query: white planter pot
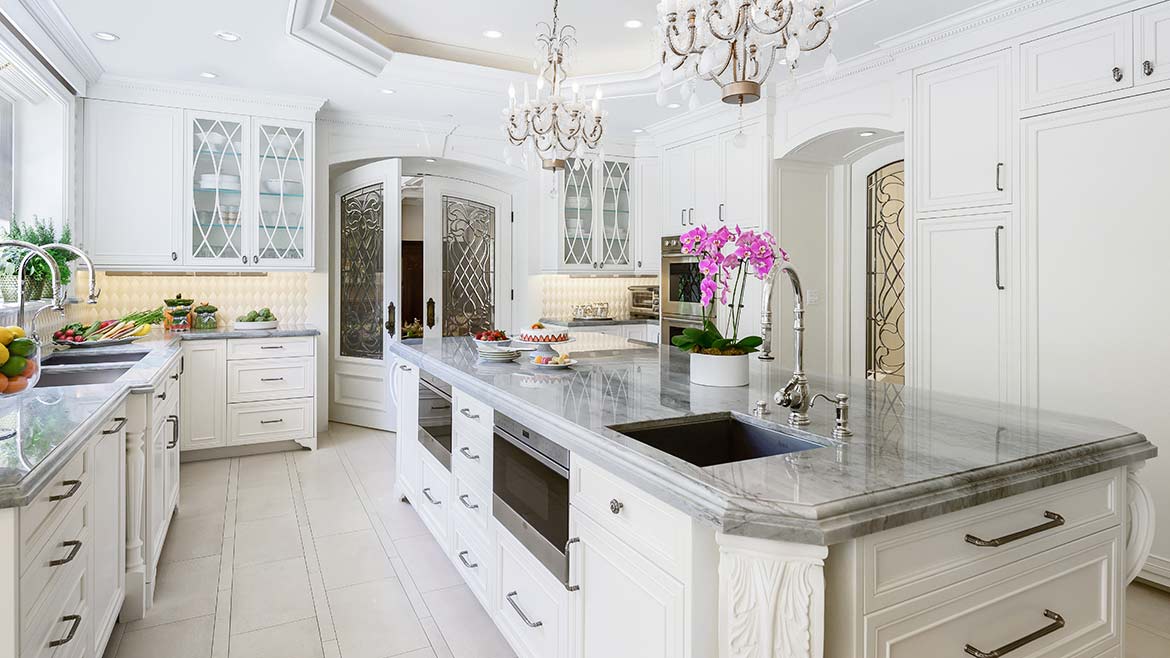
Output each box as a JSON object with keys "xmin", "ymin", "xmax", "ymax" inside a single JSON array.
[{"xmin": 689, "ymin": 352, "xmax": 749, "ymax": 387}]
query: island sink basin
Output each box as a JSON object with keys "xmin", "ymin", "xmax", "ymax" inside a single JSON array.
[
  {"xmin": 42, "ymin": 350, "xmax": 149, "ymax": 366},
  {"xmin": 36, "ymin": 367, "xmax": 131, "ymax": 388},
  {"xmin": 609, "ymin": 412, "xmax": 824, "ymax": 467}
]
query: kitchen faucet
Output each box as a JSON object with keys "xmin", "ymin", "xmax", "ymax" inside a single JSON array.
[{"xmin": 10, "ymin": 242, "xmax": 97, "ymax": 331}]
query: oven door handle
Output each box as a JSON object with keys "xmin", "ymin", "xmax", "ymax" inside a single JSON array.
[{"xmin": 495, "ymin": 428, "xmax": 569, "ymax": 479}]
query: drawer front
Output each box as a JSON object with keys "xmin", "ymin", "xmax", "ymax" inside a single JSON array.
[
  {"xmin": 23, "ymin": 556, "xmax": 90, "ymax": 658},
  {"xmin": 1021, "ymin": 15, "xmax": 1132, "ymax": 109},
  {"xmin": 452, "ymin": 474, "xmax": 491, "ymax": 534},
  {"xmin": 20, "ymin": 445, "xmax": 91, "ymax": 559},
  {"xmin": 228, "ymin": 357, "xmax": 314, "ymax": 403},
  {"xmin": 569, "ymin": 455, "xmax": 690, "ymax": 577},
  {"xmin": 21, "ymin": 490, "xmax": 92, "ymax": 628},
  {"xmin": 867, "ymin": 531, "xmax": 1120, "ymax": 658},
  {"xmin": 451, "ymin": 520, "xmax": 492, "ymax": 608},
  {"xmin": 863, "ymin": 469, "xmax": 1121, "ymax": 611},
  {"xmin": 417, "ymin": 450, "xmax": 450, "ymax": 543},
  {"xmin": 494, "ymin": 524, "xmax": 567, "ymax": 658},
  {"xmin": 452, "ymin": 424, "xmax": 491, "ymax": 489},
  {"xmin": 226, "ymin": 336, "xmax": 315, "ymax": 360},
  {"xmin": 228, "ymin": 398, "xmax": 314, "ymax": 445},
  {"xmin": 452, "ymin": 387, "xmax": 492, "ymax": 433}
]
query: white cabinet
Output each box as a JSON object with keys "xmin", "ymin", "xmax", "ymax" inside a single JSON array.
[
  {"xmin": 913, "ymin": 213, "xmax": 1013, "ymax": 402},
  {"xmin": 91, "ymin": 411, "xmax": 126, "ymax": 655},
  {"xmin": 718, "ymin": 122, "xmax": 767, "ymax": 228},
  {"xmin": 665, "ymin": 136, "xmax": 717, "ymax": 230},
  {"xmin": 557, "ymin": 157, "xmax": 634, "ymax": 273},
  {"xmin": 1135, "ymin": 2, "xmax": 1170, "ymax": 87},
  {"xmin": 1021, "ymin": 16, "xmax": 1132, "ymax": 110},
  {"xmin": 181, "ymin": 340, "xmax": 227, "ymax": 450},
  {"xmin": 495, "ymin": 524, "xmax": 569, "ymax": 658},
  {"xmin": 633, "ymin": 158, "xmax": 661, "ymax": 274},
  {"xmin": 666, "ymin": 143, "xmax": 695, "ymax": 232},
  {"xmin": 914, "ymin": 49, "xmax": 1012, "ymax": 213},
  {"xmin": 664, "ymin": 120, "xmax": 769, "ymax": 232},
  {"xmin": 83, "ymin": 99, "xmax": 183, "ymax": 267},
  {"xmin": 254, "ymin": 120, "xmax": 312, "ymax": 268},
  {"xmin": 393, "ymin": 362, "xmax": 421, "ymax": 501}
]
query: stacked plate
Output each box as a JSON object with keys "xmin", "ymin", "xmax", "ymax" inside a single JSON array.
[{"xmin": 477, "ymin": 344, "xmax": 521, "ymax": 363}]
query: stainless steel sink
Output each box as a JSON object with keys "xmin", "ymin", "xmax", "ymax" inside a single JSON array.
[
  {"xmin": 41, "ymin": 350, "xmax": 149, "ymax": 366},
  {"xmin": 36, "ymin": 367, "xmax": 131, "ymax": 388},
  {"xmin": 608, "ymin": 412, "xmax": 824, "ymax": 467}
]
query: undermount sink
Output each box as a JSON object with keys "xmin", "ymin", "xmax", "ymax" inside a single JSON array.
[
  {"xmin": 41, "ymin": 350, "xmax": 149, "ymax": 366},
  {"xmin": 608, "ymin": 412, "xmax": 824, "ymax": 467},
  {"xmin": 36, "ymin": 367, "xmax": 131, "ymax": 388}
]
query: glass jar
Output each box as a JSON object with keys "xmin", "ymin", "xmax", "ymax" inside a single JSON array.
[
  {"xmin": 168, "ymin": 304, "xmax": 192, "ymax": 332},
  {"xmin": 193, "ymin": 310, "xmax": 218, "ymax": 330}
]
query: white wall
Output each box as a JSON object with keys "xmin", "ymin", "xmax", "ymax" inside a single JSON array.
[
  {"xmin": 776, "ymin": 160, "xmax": 833, "ymax": 376},
  {"xmin": 402, "ymin": 198, "xmax": 423, "ymax": 241}
]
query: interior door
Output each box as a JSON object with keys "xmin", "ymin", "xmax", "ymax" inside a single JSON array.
[
  {"xmin": 330, "ymin": 160, "xmax": 402, "ymax": 430},
  {"xmin": 421, "ymin": 176, "xmax": 512, "ymax": 338}
]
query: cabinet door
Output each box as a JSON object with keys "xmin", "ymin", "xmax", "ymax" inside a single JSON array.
[
  {"xmin": 147, "ymin": 418, "xmax": 168, "ymax": 578},
  {"xmin": 691, "ymin": 136, "xmax": 721, "ymax": 226},
  {"xmin": 665, "ymin": 145, "xmax": 693, "ymax": 234},
  {"xmin": 180, "ymin": 340, "xmax": 226, "ymax": 450},
  {"xmin": 165, "ymin": 414, "xmax": 181, "ymax": 515},
  {"xmin": 561, "ymin": 158, "xmax": 597, "ymax": 271},
  {"xmin": 254, "ymin": 119, "xmax": 313, "ymax": 268},
  {"xmin": 720, "ymin": 123, "xmax": 766, "ymax": 227},
  {"xmin": 914, "ymin": 50, "xmax": 1012, "ymax": 213},
  {"xmin": 395, "ymin": 363, "xmax": 421, "ymax": 499},
  {"xmin": 634, "ymin": 159, "xmax": 661, "ymax": 274},
  {"xmin": 1021, "ymin": 15, "xmax": 1132, "ymax": 109},
  {"xmin": 91, "ymin": 414, "xmax": 125, "ymax": 655},
  {"xmin": 1135, "ymin": 3, "xmax": 1170, "ymax": 87},
  {"xmin": 597, "ymin": 159, "xmax": 633, "ymax": 272},
  {"xmin": 83, "ymin": 100, "xmax": 183, "ymax": 267},
  {"xmin": 569, "ymin": 508, "xmax": 685, "ymax": 658},
  {"xmin": 915, "ymin": 214, "xmax": 1012, "ymax": 402},
  {"xmin": 187, "ymin": 111, "xmax": 251, "ymax": 267}
]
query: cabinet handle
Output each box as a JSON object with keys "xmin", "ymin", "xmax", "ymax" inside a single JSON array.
[
  {"xmin": 609, "ymin": 498, "xmax": 624, "ymax": 515},
  {"xmin": 259, "ymin": 418, "xmax": 284, "ymax": 425},
  {"xmin": 963, "ymin": 609, "xmax": 1065, "ymax": 658},
  {"xmin": 1113, "ymin": 66, "xmax": 1123, "ymax": 82},
  {"xmin": 637, "ymin": 260, "xmax": 642, "ymax": 268},
  {"xmin": 156, "ymin": 390, "xmax": 167, "ymax": 401},
  {"xmin": 49, "ymin": 540, "xmax": 83, "ymax": 567},
  {"xmin": 995, "ymin": 162, "xmax": 1004, "ymax": 192},
  {"xmin": 102, "ymin": 417, "xmax": 128, "ymax": 435},
  {"xmin": 459, "ymin": 446, "xmax": 480, "ymax": 461},
  {"xmin": 965, "ymin": 510, "xmax": 1063, "ymax": 547},
  {"xmin": 171, "ymin": 251, "xmax": 178, "ymax": 262},
  {"xmin": 253, "ymin": 255, "xmax": 259, "ymax": 264},
  {"xmin": 564, "ymin": 537, "xmax": 581, "ymax": 592},
  {"xmin": 1144, "ymin": 60, "xmax": 1154, "ymax": 76},
  {"xmin": 170, "ymin": 372, "xmax": 180, "ymax": 381},
  {"xmin": 421, "ymin": 487, "xmax": 441, "ymax": 505},
  {"xmin": 459, "ymin": 408, "xmax": 480, "ymax": 420},
  {"xmin": 242, "ymin": 255, "xmax": 248, "ymax": 265},
  {"xmin": 718, "ymin": 202, "xmax": 725, "ymax": 222},
  {"xmin": 49, "ymin": 480, "xmax": 82, "ymax": 502},
  {"xmin": 166, "ymin": 414, "xmax": 179, "ymax": 449},
  {"xmin": 48, "ymin": 615, "xmax": 82, "ymax": 648},
  {"xmin": 505, "ymin": 591, "xmax": 543, "ymax": 628},
  {"xmin": 457, "ymin": 550, "xmax": 478, "ymax": 569},
  {"xmin": 688, "ymin": 208, "xmax": 694, "ymax": 225},
  {"xmin": 680, "ymin": 209, "xmax": 686, "ymax": 226},
  {"xmin": 260, "ymin": 377, "xmax": 285, "ymax": 382},
  {"xmin": 458, "ymin": 494, "xmax": 479, "ymax": 510},
  {"xmin": 386, "ymin": 302, "xmax": 396, "ymax": 337},
  {"xmin": 398, "ymin": 364, "xmax": 411, "ymax": 371},
  {"xmin": 260, "ymin": 345, "xmax": 284, "ymax": 350},
  {"xmin": 994, "ymin": 225, "xmax": 1005, "ymax": 291}
]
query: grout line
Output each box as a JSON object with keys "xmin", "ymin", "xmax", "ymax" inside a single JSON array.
[
  {"xmin": 211, "ymin": 589, "xmax": 232, "ymax": 658},
  {"xmin": 308, "ymin": 569, "xmax": 337, "ymax": 642},
  {"xmin": 419, "ymin": 615, "xmax": 455, "ymax": 658},
  {"xmin": 226, "ymin": 457, "xmax": 240, "ymax": 501}
]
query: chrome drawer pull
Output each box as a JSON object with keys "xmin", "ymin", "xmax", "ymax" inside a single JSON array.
[
  {"xmin": 457, "ymin": 550, "xmax": 478, "ymax": 569},
  {"xmin": 965, "ymin": 511, "xmax": 1064, "ymax": 547},
  {"xmin": 259, "ymin": 419, "xmax": 284, "ymax": 425},
  {"xmin": 260, "ymin": 377, "xmax": 285, "ymax": 382},
  {"xmin": 260, "ymin": 345, "xmax": 284, "ymax": 350},
  {"xmin": 49, "ymin": 614, "xmax": 82, "ymax": 647},
  {"xmin": 564, "ymin": 537, "xmax": 581, "ymax": 592},
  {"xmin": 422, "ymin": 487, "xmax": 441, "ymax": 505},
  {"xmin": 459, "ymin": 446, "xmax": 480, "ymax": 461},
  {"xmin": 964, "ymin": 609, "xmax": 1065, "ymax": 658},
  {"xmin": 49, "ymin": 480, "xmax": 82, "ymax": 502},
  {"xmin": 49, "ymin": 540, "xmax": 83, "ymax": 567},
  {"xmin": 506, "ymin": 591, "xmax": 543, "ymax": 628},
  {"xmin": 459, "ymin": 408, "xmax": 480, "ymax": 420},
  {"xmin": 459, "ymin": 494, "xmax": 479, "ymax": 510},
  {"xmin": 102, "ymin": 417, "xmax": 128, "ymax": 434},
  {"xmin": 609, "ymin": 499, "xmax": 624, "ymax": 515}
]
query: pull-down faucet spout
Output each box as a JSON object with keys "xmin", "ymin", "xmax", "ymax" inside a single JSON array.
[{"xmin": 764, "ymin": 264, "xmax": 812, "ymax": 426}]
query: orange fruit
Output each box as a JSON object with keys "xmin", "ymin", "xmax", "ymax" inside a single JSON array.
[
  {"xmin": 5, "ymin": 376, "xmax": 26, "ymax": 393},
  {"xmin": 20, "ymin": 360, "xmax": 36, "ymax": 378},
  {"xmin": 0, "ymin": 378, "xmax": 10, "ymax": 394}
]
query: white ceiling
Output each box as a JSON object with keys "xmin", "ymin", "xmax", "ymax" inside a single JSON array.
[{"xmin": 53, "ymin": 0, "xmax": 990, "ymax": 136}]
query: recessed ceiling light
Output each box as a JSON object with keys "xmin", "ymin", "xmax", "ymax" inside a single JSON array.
[
  {"xmin": 200, "ymin": 72, "xmax": 218, "ymax": 79},
  {"xmin": 425, "ymin": 158, "xmax": 437, "ymax": 163},
  {"xmin": 482, "ymin": 30, "xmax": 503, "ymax": 39},
  {"xmin": 93, "ymin": 32, "xmax": 119, "ymax": 42},
  {"xmin": 380, "ymin": 88, "xmax": 396, "ymax": 95},
  {"xmin": 858, "ymin": 131, "xmax": 877, "ymax": 137},
  {"xmin": 624, "ymin": 19, "xmax": 644, "ymax": 29},
  {"xmin": 632, "ymin": 128, "xmax": 645, "ymax": 134},
  {"xmin": 214, "ymin": 30, "xmax": 241, "ymax": 42},
  {"xmin": 667, "ymin": 103, "xmax": 681, "ymax": 109}
]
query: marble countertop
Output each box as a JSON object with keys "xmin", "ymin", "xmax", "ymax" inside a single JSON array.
[
  {"xmin": 174, "ymin": 325, "xmax": 320, "ymax": 340},
  {"xmin": 390, "ymin": 335, "xmax": 1156, "ymax": 544},
  {"xmin": 540, "ymin": 317, "xmax": 659, "ymax": 327}
]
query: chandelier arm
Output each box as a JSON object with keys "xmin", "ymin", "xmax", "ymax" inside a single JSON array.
[
  {"xmin": 664, "ymin": 13, "xmax": 699, "ymax": 57},
  {"xmin": 746, "ymin": 5, "xmax": 791, "ymax": 36},
  {"xmin": 759, "ymin": 2, "xmax": 795, "ymax": 33},
  {"xmin": 800, "ymin": 19, "xmax": 833, "ymax": 51},
  {"xmin": 703, "ymin": 4, "xmax": 747, "ymax": 44},
  {"xmin": 756, "ymin": 42, "xmax": 780, "ymax": 83}
]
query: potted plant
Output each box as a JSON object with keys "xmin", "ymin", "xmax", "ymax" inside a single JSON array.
[
  {"xmin": 2, "ymin": 217, "xmax": 78, "ymax": 300},
  {"xmin": 670, "ymin": 224, "xmax": 786, "ymax": 387},
  {"xmin": 0, "ymin": 261, "xmax": 17, "ymax": 303}
]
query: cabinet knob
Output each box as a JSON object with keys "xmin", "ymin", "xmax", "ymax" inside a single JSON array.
[
  {"xmin": 609, "ymin": 499, "xmax": 624, "ymax": 515},
  {"xmin": 1144, "ymin": 60, "xmax": 1155, "ymax": 77},
  {"xmin": 1113, "ymin": 66, "xmax": 1124, "ymax": 82},
  {"xmin": 241, "ymin": 255, "xmax": 247, "ymax": 264},
  {"xmin": 171, "ymin": 251, "xmax": 178, "ymax": 262},
  {"xmin": 253, "ymin": 255, "xmax": 259, "ymax": 264}
]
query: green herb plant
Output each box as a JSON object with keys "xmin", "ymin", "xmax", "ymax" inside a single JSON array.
[{"xmin": 2, "ymin": 216, "xmax": 79, "ymax": 285}]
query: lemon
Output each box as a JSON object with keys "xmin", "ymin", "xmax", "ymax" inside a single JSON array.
[
  {"xmin": 6, "ymin": 326, "xmax": 24, "ymax": 339},
  {"xmin": 133, "ymin": 324, "xmax": 151, "ymax": 336},
  {"xmin": 0, "ymin": 344, "xmax": 9, "ymax": 366},
  {"xmin": 0, "ymin": 328, "xmax": 14, "ymax": 346}
]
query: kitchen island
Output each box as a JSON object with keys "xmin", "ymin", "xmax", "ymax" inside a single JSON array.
[{"xmin": 390, "ymin": 334, "xmax": 1157, "ymax": 658}]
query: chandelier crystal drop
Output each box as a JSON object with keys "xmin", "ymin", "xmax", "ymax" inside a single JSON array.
[
  {"xmin": 657, "ymin": 0, "xmax": 837, "ymax": 106},
  {"xmin": 504, "ymin": 0, "xmax": 605, "ymax": 171}
]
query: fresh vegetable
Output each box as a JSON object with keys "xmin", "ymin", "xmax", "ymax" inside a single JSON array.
[
  {"xmin": 1, "ymin": 356, "xmax": 27, "ymax": 377},
  {"xmin": 0, "ymin": 325, "xmax": 35, "ymax": 395},
  {"xmin": 52, "ymin": 307, "xmax": 164, "ymax": 346},
  {"xmin": 236, "ymin": 307, "xmax": 277, "ymax": 323}
]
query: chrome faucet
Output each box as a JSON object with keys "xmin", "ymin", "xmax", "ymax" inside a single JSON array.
[
  {"xmin": 4, "ymin": 240, "xmax": 64, "ymax": 322},
  {"xmin": 21, "ymin": 243, "xmax": 100, "ymax": 305},
  {"xmin": 768, "ymin": 264, "xmax": 812, "ymax": 426}
]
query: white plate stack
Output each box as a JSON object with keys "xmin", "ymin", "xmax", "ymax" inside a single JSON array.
[{"xmin": 477, "ymin": 345, "xmax": 521, "ymax": 363}]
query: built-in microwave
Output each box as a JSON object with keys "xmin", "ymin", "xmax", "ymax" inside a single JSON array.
[
  {"xmin": 418, "ymin": 370, "xmax": 452, "ymax": 470},
  {"xmin": 661, "ymin": 236, "xmax": 704, "ymax": 319},
  {"xmin": 661, "ymin": 314, "xmax": 703, "ymax": 345}
]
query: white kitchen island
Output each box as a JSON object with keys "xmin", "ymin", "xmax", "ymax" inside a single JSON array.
[{"xmin": 389, "ymin": 335, "xmax": 1156, "ymax": 658}]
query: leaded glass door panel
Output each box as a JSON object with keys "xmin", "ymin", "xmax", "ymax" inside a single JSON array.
[
  {"xmin": 255, "ymin": 121, "xmax": 311, "ymax": 267},
  {"xmin": 188, "ymin": 112, "xmax": 249, "ymax": 265}
]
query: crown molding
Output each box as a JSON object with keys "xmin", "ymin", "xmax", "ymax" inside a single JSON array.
[
  {"xmin": 286, "ymin": 0, "xmax": 392, "ymax": 77},
  {"xmin": 14, "ymin": 0, "xmax": 102, "ymax": 85},
  {"xmin": 0, "ymin": 60, "xmax": 46, "ymax": 103},
  {"xmin": 875, "ymin": 0, "xmax": 1054, "ymax": 52},
  {"xmin": 88, "ymin": 75, "xmax": 326, "ymax": 119}
]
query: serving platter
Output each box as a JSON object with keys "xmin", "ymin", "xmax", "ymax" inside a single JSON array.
[
  {"xmin": 233, "ymin": 321, "xmax": 279, "ymax": 330},
  {"xmin": 53, "ymin": 336, "xmax": 141, "ymax": 349}
]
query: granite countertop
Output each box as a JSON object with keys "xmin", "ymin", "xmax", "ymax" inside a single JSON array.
[
  {"xmin": 390, "ymin": 335, "xmax": 1156, "ymax": 545},
  {"xmin": 540, "ymin": 317, "xmax": 658, "ymax": 327}
]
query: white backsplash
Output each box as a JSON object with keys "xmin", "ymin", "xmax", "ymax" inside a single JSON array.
[{"xmin": 539, "ymin": 275, "xmax": 657, "ymax": 321}]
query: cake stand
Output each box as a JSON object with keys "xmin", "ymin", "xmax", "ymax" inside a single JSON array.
[{"xmin": 511, "ymin": 337, "xmax": 575, "ymax": 359}]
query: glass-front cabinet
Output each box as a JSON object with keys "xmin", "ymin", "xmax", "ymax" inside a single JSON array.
[
  {"xmin": 558, "ymin": 156, "xmax": 633, "ymax": 273},
  {"xmin": 189, "ymin": 113, "xmax": 250, "ymax": 265},
  {"xmin": 255, "ymin": 122, "xmax": 309, "ymax": 266}
]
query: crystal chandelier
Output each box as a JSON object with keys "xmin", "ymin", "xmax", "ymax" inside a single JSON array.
[
  {"xmin": 657, "ymin": 0, "xmax": 838, "ymax": 106},
  {"xmin": 504, "ymin": 0, "xmax": 605, "ymax": 171}
]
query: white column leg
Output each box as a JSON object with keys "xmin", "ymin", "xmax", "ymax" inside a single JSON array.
[
  {"xmin": 1127, "ymin": 463, "xmax": 1156, "ymax": 583},
  {"xmin": 120, "ymin": 423, "xmax": 147, "ymax": 622},
  {"xmin": 717, "ymin": 532, "xmax": 828, "ymax": 658},
  {"xmin": 1, "ymin": 508, "xmax": 18, "ymax": 658}
]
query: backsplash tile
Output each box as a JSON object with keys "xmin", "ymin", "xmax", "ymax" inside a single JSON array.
[{"xmin": 539, "ymin": 275, "xmax": 657, "ymax": 321}]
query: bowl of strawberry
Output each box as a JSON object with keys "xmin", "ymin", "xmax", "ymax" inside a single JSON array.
[{"xmin": 472, "ymin": 329, "xmax": 510, "ymax": 348}]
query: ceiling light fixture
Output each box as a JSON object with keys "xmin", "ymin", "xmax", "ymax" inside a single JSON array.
[
  {"xmin": 504, "ymin": 0, "xmax": 606, "ymax": 171},
  {"xmin": 858, "ymin": 130, "xmax": 876, "ymax": 137},
  {"xmin": 425, "ymin": 158, "xmax": 437, "ymax": 163},
  {"xmin": 380, "ymin": 88, "xmax": 396, "ymax": 95},
  {"xmin": 624, "ymin": 19, "xmax": 643, "ymax": 29},
  {"xmin": 93, "ymin": 32, "xmax": 119, "ymax": 42},
  {"xmin": 632, "ymin": 128, "xmax": 645, "ymax": 133},
  {"xmin": 657, "ymin": 1, "xmax": 839, "ymax": 106},
  {"xmin": 483, "ymin": 29, "xmax": 503, "ymax": 39},
  {"xmin": 667, "ymin": 102, "xmax": 681, "ymax": 109},
  {"xmin": 214, "ymin": 30, "xmax": 241, "ymax": 42},
  {"xmin": 200, "ymin": 72, "xmax": 218, "ymax": 79}
]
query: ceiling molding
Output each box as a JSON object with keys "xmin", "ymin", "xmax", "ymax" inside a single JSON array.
[
  {"xmin": 0, "ymin": 61, "xmax": 46, "ymax": 103},
  {"xmin": 89, "ymin": 75, "xmax": 326, "ymax": 118},
  {"xmin": 14, "ymin": 0, "xmax": 102, "ymax": 85},
  {"xmin": 286, "ymin": 0, "xmax": 393, "ymax": 77},
  {"xmin": 875, "ymin": 0, "xmax": 1054, "ymax": 52}
]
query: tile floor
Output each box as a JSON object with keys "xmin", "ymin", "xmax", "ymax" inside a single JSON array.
[
  {"xmin": 102, "ymin": 422, "xmax": 516, "ymax": 658},
  {"xmin": 100, "ymin": 422, "xmax": 1170, "ymax": 658}
]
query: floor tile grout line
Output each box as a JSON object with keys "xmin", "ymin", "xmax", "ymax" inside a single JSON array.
[{"xmin": 287, "ymin": 448, "xmax": 336, "ymax": 654}]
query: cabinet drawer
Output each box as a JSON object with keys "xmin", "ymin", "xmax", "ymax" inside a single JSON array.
[
  {"xmin": 20, "ymin": 445, "xmax": 91, "ymax": 560},
  {"xmin": 1021, "ymin": 15, "xmax": 1132, "ymax": 109},
  {"xmin": 452, "ymin": 474, "xmax": 491, "ymax": 534},
  {"xmin": 867, "ymin": 531, "xmax": 1120, "ymax": 658},
  {"xmin": 228, "ymin": 357, "xmax": 314, "ymax": 403},
  {"xmin": 226, "ymin": 336, "xmax": 314, "ymax": 360},
  {"xmin": 452, "ymin": 387, "xmax": 492, "ymax": 434},
  {"xmin": 21, "ymin": 489, "xmax": 92, "ymax": 629},
  {"xmin": 417, "ymin": 450, "xmax": 450, "ymax": 544},
  {"xmin": 228, "ymin": 398, "xmax": 314, "ymax": 445},
  {"xmin": 569, "ymin": 455, "xmax": 690, "ymax": 578},
  {"xmin": 22, "ymin": 555, "xmax": 90, "ymax": 658},
  {"xmin": 494, "ymin": 524, "xmax": 567, "ymax": 658},
  {"xmin": 451, "ymin": 519, "xmax": 492, "ymax": 609},
  {"xmin": 862, "ymin": 469, "xmax": 1121, "ymax": 612},
  {"xmin": 452, "ymin": 423, "xmax": 491, "ymax": 488}
]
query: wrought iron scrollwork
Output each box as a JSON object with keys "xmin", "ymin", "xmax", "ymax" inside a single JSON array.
[{"xmin": 866, "ymin": 160, "xmax": 906, "ymax": 384}]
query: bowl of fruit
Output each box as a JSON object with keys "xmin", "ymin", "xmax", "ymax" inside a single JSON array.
[
  {"xmin": 531, "ymin": 353, "xmax": 576, "ymax": 369},
  {"xmin": 473, "ymin": 329, "xmax": 511, "ymax": 349},
  {"xmin": 0, "ymin": 326, "xmax": 38, "ymax": 397},
  {"xmin": 234, "ymin": 308, "xmax": 278, "ymax": 330}
]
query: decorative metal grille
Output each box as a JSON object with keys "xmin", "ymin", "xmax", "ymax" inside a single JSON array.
[
  {"xmin": 562, "ymin": 158, "xmax": 593, "ymax": 266},
  {"xmin": 866, "ymin": 160, "xmax": 906, "ymax": 384},
  {"xmin": 339, "ymin": 183, "xmax": 384, "ymax": 360},
  {"xmin": 257, "ymin": 124, "xmax": 306, "ymax": 262},
  {"xmin": 191, "ymin": 118, "xmax": 246, "ymax": 260},
  {"xmin": 442, "ymin": 195, "xmax": 495, "ymax": 337},
  {"xmin": 600, "ymin": 160, "xmax": 631, "ymax": 266}
]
